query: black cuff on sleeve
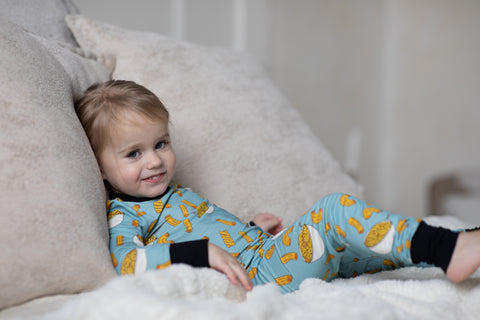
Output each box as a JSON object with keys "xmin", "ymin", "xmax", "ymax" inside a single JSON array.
[{"xmin": 169, "ymin": 239, "xmax": 209, "ymax": 268}]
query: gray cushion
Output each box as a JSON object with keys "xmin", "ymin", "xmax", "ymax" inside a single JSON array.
[
  {"xmin": 0, "ymin": 17, "xmax": 115, "ymax": 310},
  {"xmin": 0, "ymin": 0, "xmax": 79, "ymax": 45}
]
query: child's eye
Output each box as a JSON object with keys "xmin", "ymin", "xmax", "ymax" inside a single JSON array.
[
  {"xmin": 155, "ymin": 141, "xmax": 168, "ymax": 149},
  {"xmin": 127, "ymin": 151, "xmax": 140, "ymax": 158}
]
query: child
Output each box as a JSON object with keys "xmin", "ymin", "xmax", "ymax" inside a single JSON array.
[{"xmin": 75, "ymin": 80, "xmax": 480, "ymax": 294}]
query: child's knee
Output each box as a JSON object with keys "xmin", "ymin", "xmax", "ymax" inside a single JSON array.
[
  {"xmin": 325, "ymin": 192, "xmax": 345, "ymax": 199},
  {"xmin": 314, "ymin": 193, "xmax": 352, "ymax": 210},
  {"xmin": 313, "ymin": 193, "xmax": 365, "ymax": 224},
  {"xmin": 317, "ymin": 192, "xmax": 344, "ymax": 205}
]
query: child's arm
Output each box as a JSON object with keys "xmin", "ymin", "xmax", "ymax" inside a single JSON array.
[
  {"xmin": 251, "ymin": 213, "xmax": 283, "ymax": 235},
  {"xmin": 109, "ymin": 213, "xmax": 176, "ymax": 274},
  {"xmin": 109, "ymin": 204, "xmax": 252, "ymax": 291},
  {"xmin": 208, "ymin": 242, "xmax": 253, "ymax": 291},
  {"xmin": 108, "ymin": 205, "xmax": 209, "ymax": 274}
]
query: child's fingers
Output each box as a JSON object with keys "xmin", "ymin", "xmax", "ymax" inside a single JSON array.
[
  {"xmin": 265, "ymin": 217, "xmax": 283, "ymax": 234},
  {"xmin": 230, "ymin": 262, "xmax": 253, "ymax": 291},
  {"xmin": 208, "ymin": 243, "xmax": 253, "ymax": 291},
  {"xmin": 222, "ymin": 266, "xmax": 239, "ymax": 285},
  {"xmin": 222, "ymin": 261, "xmax": 252, "ymax": 291},
  {"xmin": 270, "ymin": 223, "xmax": 283, "ymax": 235}
]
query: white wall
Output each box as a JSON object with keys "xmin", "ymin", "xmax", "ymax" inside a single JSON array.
[
  {"xmin": 379, "ymin": 0, "xmax": 480, "ymax": 217},
  {"xmin": 73, "ymin": 0, "xmax": 480, "ymax": 219},
  {"xmin": 262, "ymin": 0, "xmax": 384, "ymax": 210}
]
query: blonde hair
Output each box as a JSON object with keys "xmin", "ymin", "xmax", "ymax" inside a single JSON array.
[{"xmin": 75, "ymin": 80, "xmax": 169, "ymax": 157}]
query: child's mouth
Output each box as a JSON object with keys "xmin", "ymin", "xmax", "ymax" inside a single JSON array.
[{"xmin": 143, "ymin": 173, "xmax": 165, "ymax": 183}]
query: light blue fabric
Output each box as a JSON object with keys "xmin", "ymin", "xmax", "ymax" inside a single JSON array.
[
  {"xmin": 250, "ymin": 193, "xmax": 421, "ymax": 292},
  {"xmin": 107, "ymin": 185, "xmax": 421, "ymax": 293},
  {"xmin": 107, "ymin": 184, "xmax": 268, "ymax": 274}
]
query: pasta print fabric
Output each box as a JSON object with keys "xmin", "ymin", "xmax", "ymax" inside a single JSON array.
[
  {"xmin": 108, "ymin": 184, "xmax": 271, "ymax": 276},
  {"xmin": 108, "ymin": 185, "xmax": 421, "ymax": 293},
  {"xmin": 254, "ymin": 193, "xmax": 421, "ymax": 292}
]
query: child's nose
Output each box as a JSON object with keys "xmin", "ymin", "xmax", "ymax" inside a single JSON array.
[{"xmin": 146, "ymin": 151, "xmax": 162, "ymax": 169}]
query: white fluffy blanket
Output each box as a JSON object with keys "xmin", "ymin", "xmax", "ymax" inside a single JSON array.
[
  {"xmin": 5, "ymin": 216, "xmax": 480, "ymax": 320},
  {"xmin": 44, "ymin": 265, "xmax": 480, "ymax": 320}
]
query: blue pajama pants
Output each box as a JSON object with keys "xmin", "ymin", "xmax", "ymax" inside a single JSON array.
[{"xmin": 248, "ymin": 193, "xmax": 421, "ymax": 293}]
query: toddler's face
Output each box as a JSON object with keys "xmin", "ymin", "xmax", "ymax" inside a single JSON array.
[{"xmin": 98, "ymin": 114, "xmax": 176, "ymax": 198}]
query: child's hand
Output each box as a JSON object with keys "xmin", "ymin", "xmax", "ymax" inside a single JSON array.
[
  {"xmin": 208, "ymin": 242, "xmax": 253, "ymax": 291},
  {"xmin": 252, "ymin": 213, "xmax": 283, "ymax": 235}
]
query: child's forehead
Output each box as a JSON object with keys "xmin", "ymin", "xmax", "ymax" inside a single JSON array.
[
  {"xmin": 106, "ymin": 110, "xmax": 168, "ymax": 139},
  {"xmin": 106, "ymin": 119, "xmax": 169, "ymax": 151},
  {"xmin": 114, "ymin": 109, "xmax": 167, "ymax": 127}
]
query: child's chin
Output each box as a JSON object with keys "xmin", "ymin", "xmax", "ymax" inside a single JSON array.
[{"xmin": 142, "ymin": 186, "xmax": 168, "ymax": 198}]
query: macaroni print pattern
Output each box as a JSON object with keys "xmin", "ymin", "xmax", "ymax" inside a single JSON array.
[
  {"xmin": 107, "ymin": 186, "xmax": 421, "ymax": 293},
  {"xmin": 252, "ymin": 193, "xmax": 421, "ymax": 293}
]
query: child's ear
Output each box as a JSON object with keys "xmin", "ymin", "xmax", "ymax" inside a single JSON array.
[{"xmin": 99, "ymin": 167, "xmax": 107, "ymax": 180}]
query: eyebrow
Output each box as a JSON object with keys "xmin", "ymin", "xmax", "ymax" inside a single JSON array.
[{"xmin": 117, "ymin": 133, "xmax": 170, "ymax": 155}]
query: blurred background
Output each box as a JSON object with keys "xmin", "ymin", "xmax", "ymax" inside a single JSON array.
[{"xmin": 73, "ymin": 0, "xmax": 480, "ymax": 222}]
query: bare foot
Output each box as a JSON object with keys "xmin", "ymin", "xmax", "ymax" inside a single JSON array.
[{"xmin": 446, "ymin": 229, "xmax": 480, "ymax": 282}]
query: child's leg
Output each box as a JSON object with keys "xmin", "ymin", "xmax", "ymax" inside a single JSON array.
[{"xmin": 252, "ymin": 193, "xmax": 423, "ymax": 293}]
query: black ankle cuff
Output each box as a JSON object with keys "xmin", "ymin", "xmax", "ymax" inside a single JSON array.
[{"xmin": 411, "ymin": 221, "xmax": 459, "ymax": 272}]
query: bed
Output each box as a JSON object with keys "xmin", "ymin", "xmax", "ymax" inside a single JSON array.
[{"xmin": 1, "ymin": 1, "xmax": 479, "ymax": 319}]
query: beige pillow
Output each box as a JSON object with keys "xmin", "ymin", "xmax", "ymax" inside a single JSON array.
[
  {"xmin": 0, "ymin": 18, "xmax": 115, "ymax": 309},
  {"xmin": 66, "ymin": 15, "xmax": 363, "ymax": 225},
  {"xmin": 0, "ymin": 0, "xmax": 79, "ymax": 46}
]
